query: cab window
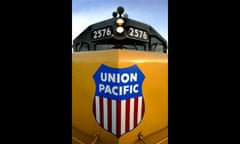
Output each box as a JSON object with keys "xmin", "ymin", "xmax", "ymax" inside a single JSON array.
[
  {"xmin": 95, "ymin": 44, "xmax": 114, "ymax": 50},
  {"xmin": 80, "ymin": 43, "xmax": 89, "ymax": 51},
  {"xmin": 150, "ymin": 37, "xmax": 164, "ymax": 53},
  {"xmin": 95, "ymin": 44, "xmax": 145, "ymax": 51}
]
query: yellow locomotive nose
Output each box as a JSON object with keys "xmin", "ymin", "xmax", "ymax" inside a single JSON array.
[{"xmin": 72, "ymin": 49, "xmax": 168, "ymax": 144}]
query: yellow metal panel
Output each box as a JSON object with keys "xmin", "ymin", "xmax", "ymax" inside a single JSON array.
[{"xmin": 72, "ymin": 49, "xmax": 168, "ymax": 144}]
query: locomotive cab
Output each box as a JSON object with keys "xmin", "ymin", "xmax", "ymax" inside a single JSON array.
[
  {"xmin": 72, "ymin": 6, "xmax": 168, "ymax": 144},
  {"xmin": 73, "ymin": 7, "xmax": 167, "ymax": 53}
]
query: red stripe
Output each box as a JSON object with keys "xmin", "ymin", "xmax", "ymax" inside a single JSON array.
[
  {"xmin": 117, "ymin": 100, "xmax": 121, "ymax": 138},
  {"xmin": 93, "ymin": 98, "xmax": 96, "ymax": 118},
  {"xmin": 108, "ymin": 99, "xmax": 112, "ymax": 132},
  {"xmin": 99, "ymin": 97, "xmax": 104, "ymax": 127},
  {"xmin": 141, "ymin": 98, "xmax": 145, "ymax": 119},
  {"xmin": 134, "ymin": 97, "xmax": 138, "ymax": 127},
  {"xmin": 125, "ymin": 99, "xmax": 130, "ymax": 132}
]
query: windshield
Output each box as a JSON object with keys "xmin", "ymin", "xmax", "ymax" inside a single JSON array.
[{"xmin": 95, "ymin": 44, "xmax": 145, "ymax": 51}]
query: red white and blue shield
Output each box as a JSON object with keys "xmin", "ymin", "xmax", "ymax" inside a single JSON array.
[{"xmin": 93, "ymin": 64, "xmax": 145, "ymax": 138}]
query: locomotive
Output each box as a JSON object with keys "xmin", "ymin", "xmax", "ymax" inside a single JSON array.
[{"xmin": 72, "ymin": 6, "xmax": 168, "ymax": 144}]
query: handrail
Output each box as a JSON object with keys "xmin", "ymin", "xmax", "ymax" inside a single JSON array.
[
  {"xmin": 156, "ymin": 137, "xmax": 168, "ymax": 144},
  {"xmin": 91, "ymin": 132, "xmax": 100, "ymax": 144},
  {"xmin": 72, "ymin": 137, "xmax": 85, "ymax": 144},
  {"xmin": 138, "ymin": 132, "xmax": 146, "ymax": 144},
  {"xmin": 72, "ymin": 132, "xmax": 100, "ymax": 144},
  {"xmin": 138, "ymin": 130, "xmax": 168, "ymax": 144}
]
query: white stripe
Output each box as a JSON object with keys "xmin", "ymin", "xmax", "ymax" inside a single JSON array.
[
  {"xmin": 103, "ymin": 98, "xmax": 108, "ymax": 130},
  {"xmin": 121, "ymin": 100, "xmax": 126, "ymax": 135},
  {"xmin": 95, "ymin": 96, "xmax": 100, "ymax": 123},
  {"xmin": 112, "ymin": 100, "xmax": 116, "ymax": 135},
  {"xmin": 129, "ymin": 98, "xmax": 135, "ymax": 130},
  {"xmin": 137, "ymin": 97, "xmax": 142, "ymax": 124}
]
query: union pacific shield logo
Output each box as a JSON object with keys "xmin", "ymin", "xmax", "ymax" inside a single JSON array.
[{"xmin": 93, "ymin": 64, "xmax": 145, "ymax": 138}]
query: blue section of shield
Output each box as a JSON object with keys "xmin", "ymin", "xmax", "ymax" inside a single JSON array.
[{"xmin": 93, "ymin": 64, "xmax": 145, "ymax": 100}]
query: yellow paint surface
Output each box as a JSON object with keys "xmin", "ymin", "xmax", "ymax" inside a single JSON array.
[{"xmin": 72, "ymin": 50, "xmax": 168, "ymax": 144}]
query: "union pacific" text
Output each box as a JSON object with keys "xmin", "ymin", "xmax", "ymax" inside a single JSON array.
[{"xmin": 98, "ymin": 72, "xmax": 139, "ymax": 96}]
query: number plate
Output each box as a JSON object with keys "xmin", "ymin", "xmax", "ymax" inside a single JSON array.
[
  {"xmin": 92, "ymin": 27, "xmax": 112, "ymax": 40},
  {"xmin": 128, "ymin": 27, "xmax": 148, "ymax": 40}
]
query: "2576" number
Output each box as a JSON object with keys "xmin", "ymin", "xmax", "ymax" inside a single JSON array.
[
  {"xmin": 128, "ymin": 27, "xmax": 148, "ymax": 40},
  {"xmin": 93, "ymin": 27, "xmax": 112, "ymax": 39}
]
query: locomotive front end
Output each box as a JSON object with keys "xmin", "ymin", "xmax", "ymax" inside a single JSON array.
[{"xmin": 72, "ymin": 7, "xmax": 168, "ymax": 144}]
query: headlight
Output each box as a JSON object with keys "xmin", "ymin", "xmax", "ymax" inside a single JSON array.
[
  {"xmin": 116, "ymin": 26, "xmax": 124, "ymax": 33},
  {"xmin": 116, "ymin": 18, "xmax": 124, "ymax": 26}
]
